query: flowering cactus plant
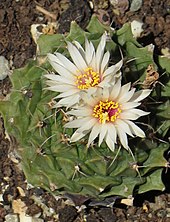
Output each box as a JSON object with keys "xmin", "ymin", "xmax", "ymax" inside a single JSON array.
[{"xmin": 0, "ymin": 16, "xmax": 169, "ymax": 200}]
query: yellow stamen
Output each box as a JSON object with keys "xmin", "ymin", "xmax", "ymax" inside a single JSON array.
[
  {"xmin": 76, "ymin": 67, "xmax": 100, "ymax": 90},
  {"xmin": 93, "ymin": 100, "xmax": 122, "ymax": 124}
]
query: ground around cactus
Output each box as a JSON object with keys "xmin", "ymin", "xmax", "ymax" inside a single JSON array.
[{"xmin": 0, "ymin": 0, "xmax": 170, "ymax": 221}]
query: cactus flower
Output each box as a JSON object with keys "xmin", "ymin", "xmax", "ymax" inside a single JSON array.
[
  {"xmin": 45, "ymin": 34, "xmax": 122, "ymax": 107},
  {"xmin": 65, "ymin": 80, "xmax": 151, "ymax": 151}
]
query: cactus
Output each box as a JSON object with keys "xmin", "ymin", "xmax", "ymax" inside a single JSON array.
[{"xmin": 0, "ymin": 16, "xmax": 169, "ymax": 199}]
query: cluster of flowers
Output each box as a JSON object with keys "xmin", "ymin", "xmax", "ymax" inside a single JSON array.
[{"xmin": 45, "ymin": 34, "xmax": 151, "ymax": 152}]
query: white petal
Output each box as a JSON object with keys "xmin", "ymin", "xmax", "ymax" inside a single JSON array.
[
  {"xmin": 120, "ymin": 112, "xmax": 140, "ymax": 120},
  {"xmin": 100, "ymin": 51, "xmax": 110, "ymax": 74},
  {"xmin": 98, "ymin": 124, "xmax": 108, "ymax": 146},
  {"xmin": 67, "ymin": 108, "xmax": 92, "ymax": 117},
  {"xmin": 98, "ymin": 76, "xmax": 112, "ymax": 88},
  {"xmin": 120, "ymin": 109, "xmax": 150, "ymax": 120},
  {"xmin": 65, "ymin": 117, "xmax": 91, "ymax": 128},
  {"xmin": 45, "ymin": 74, "xmax": 74, "ymax": 85},
  {"xmin": 105, "ymin": 134, "xmax": 115, "ymax": 152},
  {"xmin": 103, "ymin": 59, "xmax": 123, "ymax": 77},
  {"xmin": 87, "ymin": 87, "xmax": 97, "ymax": 97},
  {"xmin": 116, "ymin": 127, "xmax": 129, "ymax": 149},
  {"xmin": 48, "ymin": 53, "xmax": 63, "ymax": 66},
  {"xmin": 102, "ymin": 87, "xmax": 110, "ymax": 100},
  {"xmin": 110, "ymin": 79, "xmax": 121, "ymax": 100},
  {"xmin": 107, "ymin": 123, "xmax": 117, "ymax": 143},
  {"xmin": 47, "ymin": 57, "xmax": 76, "ymax": 80},
  {"xmin": 115, "ymin": 119, "xmax": 133, "ymax": 137},
  {"xmin": 87, "ymin": 122, "xmax": 100, "ymax": 146},
  {"xmin": 129, "ymin": 89, "xmax": 151, "ymax": 102},
  {"xmin": 46, "ymin": 84, "xmax": 75, "ymax": 92},
  {"xmin": 54, "ymin": 52, "xmax": 78, "ymax": 74},
  {"xmin": 95, "ymin": 34, "xmax": 106, "ymax": 72},
  {"xmin": 85, "ymin": 39, "xmax": 95, "ymax": 64},
  {"xmin": 121, "ymin": 102, "xmax": 140, "ymax": 110},
  {"xmin": 77, "ymin": 118, "xmax": 97, "ymax": 132},
  {"xmin": 55, "ymin": 89, "xmax": 79, "ymax": 99},
  {"xmin": 67, "ymin": 42, "xmax": 87, "ymax": 70},
  {"xmin": 57, "ymin": 94, "xmax": 80, "ymax": 107},
  {"xmin": 128, "ymin": 109, "xmax": 150, "ymax": 117},
  {"xmin": 70, "ymin": 131, "xmax": 87, "ymax": 142},
  {"xmin": 118, "ymin": 88, "xmax": 135, "ymax": 103},
  {"xmin": 124, "ymin": 120, "xmax": 145, "ymax": 138},
  {"xmin": 117, "ymin": 82, "xmax": 131, "ymax": 101},
  {"xmin": 74, "ymin": 41, "xmax": 85, "ymax": 54},
  {"xmin": 83, "ymin": 94, "xmax": 97, "ymax": 107}
]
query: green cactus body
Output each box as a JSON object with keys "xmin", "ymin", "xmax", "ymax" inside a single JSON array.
[{"xmin": 0, "ymin": 16, "xmax": 169, "ymax": 199}]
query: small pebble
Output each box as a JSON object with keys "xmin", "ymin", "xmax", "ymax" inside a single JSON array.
[
  {"xmin": 5, "ymin": 214, "xmax": 19, "ymax": 222},
  {"xmin": 130, "ymin": 0, "xmax": 143, "ymax": 12},
  {"xmin": 32, "ymin": 218, "xmax": 44, "ymax": 222},
  {"xmin": 131, "ymin": 20, "xmax": 143, "ymax": 38},
  {"xmin": 0, "ymin": 56, "xmax": 10, "ymax": 80}
]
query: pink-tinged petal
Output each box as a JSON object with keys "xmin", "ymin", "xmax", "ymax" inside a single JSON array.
[
  {"xmin": 129, "ymin": 89, "xmax": 151, "ymax": 102},
  {"xmin": 103, "ymin": 60, "xmax": 123, "ymax": 77},
  {"xmin": 115, "ymin": 119, "xmax": 134, "ymax": 137},
  {"xmin": 105, "ymin": 134, "xmax": 115, "ymax": 152},
  {"xmin": 67, "ymin": 42, "xmax": 87, "ymax": 70},
  {"xmin": 87, "ymin": 122, "xmax": 101, "ymax": 146},
  {"xmin": 116, "ymin": 127, "xmax": 129, "ymax": 149},
  {"xmin": 100, "ymin": 51, "xmax": 110, "ymax": 74},
  {"xmin": 124, "ymin": 120, "xmax": 145, "ymax": 138},
  {"xmin": 54, "ymin": 52, "xmax": 78, "ymax": 74}
]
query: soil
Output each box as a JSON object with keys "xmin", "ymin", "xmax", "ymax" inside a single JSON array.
[{"xmin": 0, "ymin": 0, "xmax": 170, "ymax": 221}]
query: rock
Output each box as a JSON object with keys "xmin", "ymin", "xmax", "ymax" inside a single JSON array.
[
  {"xmin": 0, "ymin": 56, "xmax": 10, "ymax": 80},
  {"xmin": 5, "ymin": 214, "xmax": 19, "ymax": 222}
]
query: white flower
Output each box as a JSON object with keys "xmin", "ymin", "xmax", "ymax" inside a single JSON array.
[
  {"xmin": 45, "ymin": 34, "xmax": 122, "ymax": 108},
  {"xmin": 65, "ymin": 80, "xmax": 151, "ymax": 151}
]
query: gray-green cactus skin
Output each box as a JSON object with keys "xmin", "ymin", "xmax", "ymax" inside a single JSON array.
[{"xmin": 0, "ymin": 16, "xmax": 169, "ymax": 199}]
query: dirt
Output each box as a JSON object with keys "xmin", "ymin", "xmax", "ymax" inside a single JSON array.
[{"xmin": 0, "ymin": 0, "xmax": 170, "ymax": 221}]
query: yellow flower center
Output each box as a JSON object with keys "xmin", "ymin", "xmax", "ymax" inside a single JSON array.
[
  {"xmin": 75, "ymin": 67, "xmax": 100, "ymax": 90},
  {"xmin": 93, "ymin": 100, "xmax": 122, "ymax": 124}
]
